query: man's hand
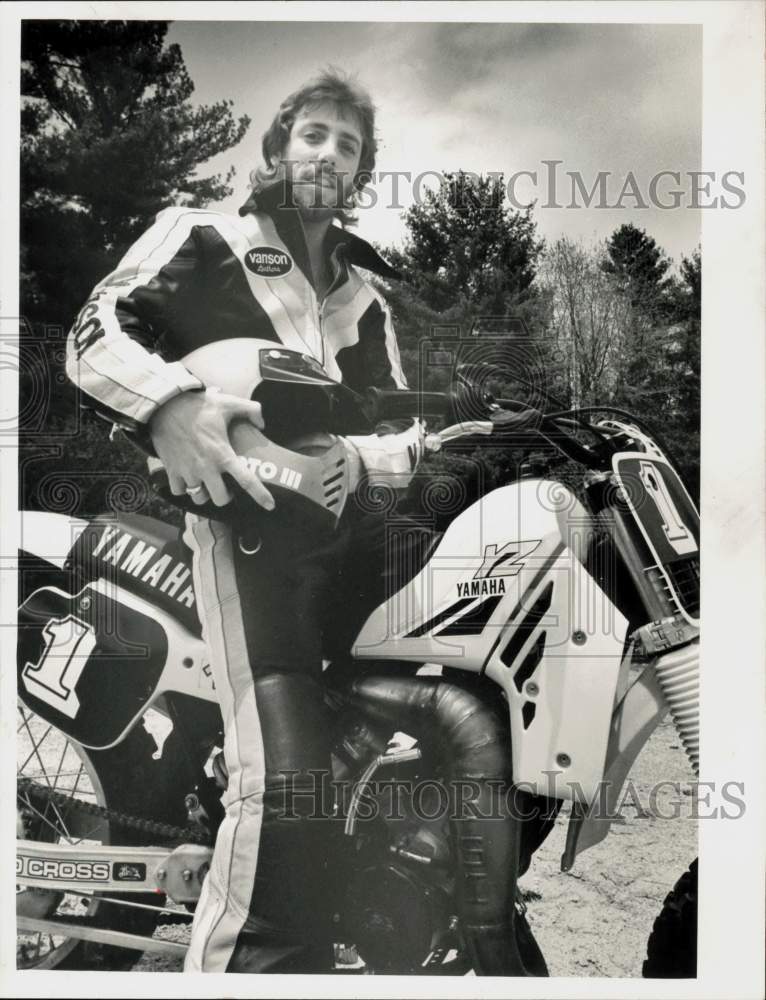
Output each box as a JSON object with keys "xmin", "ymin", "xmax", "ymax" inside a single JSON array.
[{"xmin": 149, "ymin": 389, "xmax": 275, "ymax": 510}]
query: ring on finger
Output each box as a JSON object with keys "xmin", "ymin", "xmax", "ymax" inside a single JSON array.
[{"xmin": 185, "ymin": 484, "xmax": 206, "ymax": 497}]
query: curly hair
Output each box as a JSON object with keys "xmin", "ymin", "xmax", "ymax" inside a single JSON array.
[{"xmin": 250, "ymin": 67, "xmax": 377, "ymax": 225}]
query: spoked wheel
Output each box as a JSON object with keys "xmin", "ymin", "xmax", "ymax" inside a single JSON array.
[{"xmin": 16, "ymin": 703, "xmax": 159, "ymax": 970}]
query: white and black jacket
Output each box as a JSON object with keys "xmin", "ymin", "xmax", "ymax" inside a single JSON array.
[{"xmin": 66, "ymin": 184, "xmax": 422, "ymax": 485}]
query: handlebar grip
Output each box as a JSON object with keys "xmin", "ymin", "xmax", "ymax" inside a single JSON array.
[{"xmin": 362, "ymin": 388, "xmax": 449, "ymax": 423}]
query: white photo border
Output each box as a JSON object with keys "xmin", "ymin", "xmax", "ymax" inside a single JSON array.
[{"xmin": 1, "ymin": 3, "xmax": 763, "ymax": 998}]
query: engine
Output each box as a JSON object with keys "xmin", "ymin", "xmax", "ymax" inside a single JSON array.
[
  {"xmin": 331, "ymin": 710, "xmax": 456, "ymax": 972},
  {"xmin": 343, "ymin": 861, "xmax": 451, "ymax": 973},
  {"xmin": 328, "ymin": 668, "xmax": 550, "ymax": 976}
]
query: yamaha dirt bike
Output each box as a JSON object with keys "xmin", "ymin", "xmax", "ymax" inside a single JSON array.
[{"xmin": 16, "ymin": 343, "xmax": 699, "ymax": 975}]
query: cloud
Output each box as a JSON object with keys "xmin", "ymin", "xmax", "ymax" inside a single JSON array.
[{"xmin": 170, "ymin": 19, "xmax": 702, "ymax": 263}]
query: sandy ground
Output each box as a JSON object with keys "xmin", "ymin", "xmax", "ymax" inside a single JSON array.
[
  {"xmin": 519, "ymin": 717, "xmax": 697, "ymax": 977},
  {"xmin": 134, "ymin": 717, "xmax": 697, "ymax": 977}
]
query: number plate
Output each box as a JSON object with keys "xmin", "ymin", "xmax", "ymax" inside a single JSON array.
[
  {"xmin": 612, "ymin": 454, "xmax": 700, "ymax": 624},
  {"xmin": 17, "ymin": 584, "xmax": 168, "ymax": 747}
]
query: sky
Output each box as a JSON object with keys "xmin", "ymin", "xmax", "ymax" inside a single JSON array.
[{"xmin": 168, "ymin": 19, "xmax": 702, "ymax": 268}]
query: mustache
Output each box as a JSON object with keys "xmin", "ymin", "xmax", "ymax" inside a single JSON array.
[
  {"xmin": 306, "ymin": 173, "xmax": 341, "ymax": 187},
  {"xmin": 291, "ymin": 165, "xmax": 349, "ymax": 187}
]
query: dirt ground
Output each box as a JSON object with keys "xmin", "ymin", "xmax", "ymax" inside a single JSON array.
[
  {"xmin": 519, "ymin": 717, "xmax": 697, "ymax": 977},
  {"xmin": 134, "ymin": 717, "xmax": 697, "ymax": 977}
]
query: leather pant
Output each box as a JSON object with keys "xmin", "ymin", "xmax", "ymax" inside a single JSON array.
[{"xmin": 182, "ymin": 504, "xmax": 433, "ymax": 972}]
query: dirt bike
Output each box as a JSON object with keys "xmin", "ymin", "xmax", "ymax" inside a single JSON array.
[{"xmin": 16, "ymin": 342, "xmax": 699, "ymax": 975}]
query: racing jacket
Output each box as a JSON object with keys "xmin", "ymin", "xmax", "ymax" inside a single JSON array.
[{"xmin": 65, "ymin": 183, "xmax": 422, "ymax": 486}]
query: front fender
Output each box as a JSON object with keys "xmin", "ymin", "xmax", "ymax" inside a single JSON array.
[{"xmin": 560, "ymin": 661, "xmax": 668, "ymax": 870}]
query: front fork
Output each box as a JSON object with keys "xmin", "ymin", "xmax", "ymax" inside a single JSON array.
[{"xmin": 645, "ymin": 636, "xmax": 700, "ymax": 777}]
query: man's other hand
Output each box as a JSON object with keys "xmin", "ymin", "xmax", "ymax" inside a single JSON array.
[{"xmin": 148, "ymin": 389, "xmax": 275, "ymax": 510}]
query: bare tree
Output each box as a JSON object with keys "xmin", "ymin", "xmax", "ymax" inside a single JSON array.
[{"xmin": 541, "ymin": 237, "xmax": 632, "ymax": 407}]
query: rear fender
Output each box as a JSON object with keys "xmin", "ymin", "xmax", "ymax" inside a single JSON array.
[
  {"xmin": 18, "ymin": 511, "xmax": 91, "ymax": 602},
  {"xmin": 19, "ymin": 510, "xmax": 90, "ymax": 568}
]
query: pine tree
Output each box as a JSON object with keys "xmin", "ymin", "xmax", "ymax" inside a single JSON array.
[
  {"xmin": 666, "ymin": 250, "xmax": 701, "ymax": 498},
  {"xmin": 601, "ymin": 224, "xmax": 675, "ymax": 411},
  {"xmin": 601, "ymin": 223, "xmax": 673, "ymax": 323},
  {"xmin": 21, "ymin": 20, "xmax": 250, "ymax": 328},
  {"xmin": 377, "ymin": 171, "xmax": 552, "ymax": 505},
  {"xmin": 385, "ymin": 171, "xmax": 544, "ymax": 314},
  {"xmin": 19, "ymin": 20, "xmax": 250, "ymax": 516}
]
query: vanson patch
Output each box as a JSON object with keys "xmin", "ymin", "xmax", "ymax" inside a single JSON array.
[{"xmin": 244, "ymin": 246, "xmax": 293, "ymax": 278}]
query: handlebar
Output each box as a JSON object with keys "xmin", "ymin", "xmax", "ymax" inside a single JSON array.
[
  {"xmin": 356, "ymin": 385, "xmax": 607, "ymax": 468},
  {"xmin": 361, "ymin": 387, "xmax": 450, "ymax": 423},
  {"xmin": 244, "ymin": 353, "xmax": 622, "ymax": 471}
]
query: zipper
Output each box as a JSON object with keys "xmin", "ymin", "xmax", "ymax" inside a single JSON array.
[
  {"xmin": 317, "ymin": 296, "xmax": 325, "ymax": 368},
  {"xmin": 315, "ymin": 244, "xmax": 346, "ymax": 369},
  {"xmin": 291, "ymin": 209, "xmax": 347, "ymax": 369}
]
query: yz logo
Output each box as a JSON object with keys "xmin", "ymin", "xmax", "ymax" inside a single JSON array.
[
  {"xmin": 639, "ymin": 461, "xmax": 696, "ymax": 556},
  {"xmin": 474, "ymin": 540, "xmax": 540, "ymax": 580},
  {"xmin": 22, "ymin": 615, "xmax": 96, "ymax": 719}
]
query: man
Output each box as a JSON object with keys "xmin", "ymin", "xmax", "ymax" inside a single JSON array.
[{"xmin": 66, "ymin": 70, "xmax": 424, "ymax": 973}]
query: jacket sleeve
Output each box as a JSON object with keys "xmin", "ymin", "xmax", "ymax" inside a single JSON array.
[
  {"xmin": 343, "ymin": 290, "xmax": 424, "ymax": 490},
  {"xmin": 65, "ymin": 207, "xmax": 205, "ymax": 429}
]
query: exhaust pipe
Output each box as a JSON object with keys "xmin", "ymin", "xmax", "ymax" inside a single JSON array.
[{"xmin": 341, "ymin": 669, "xmax": 547, "ymax": 977}]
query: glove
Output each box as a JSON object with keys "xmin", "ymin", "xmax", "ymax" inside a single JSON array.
[{"xmin": 343, "ymin": 419, "xmax": 425, "ymax": 493}]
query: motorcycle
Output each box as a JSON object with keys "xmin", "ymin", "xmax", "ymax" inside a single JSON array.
[{"xmin": 16, "ymin": 341, "xmax": 700, "ymax": 975}]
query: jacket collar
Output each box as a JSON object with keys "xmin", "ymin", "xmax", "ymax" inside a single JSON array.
[{"xmin": 238, "ymin": 182, "xmax": 401, "ymax": 282}]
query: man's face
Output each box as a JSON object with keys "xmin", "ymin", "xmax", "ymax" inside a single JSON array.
[{"xmin": 280, "ymin": 101, "xmax": 363, "ymax": 216}]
